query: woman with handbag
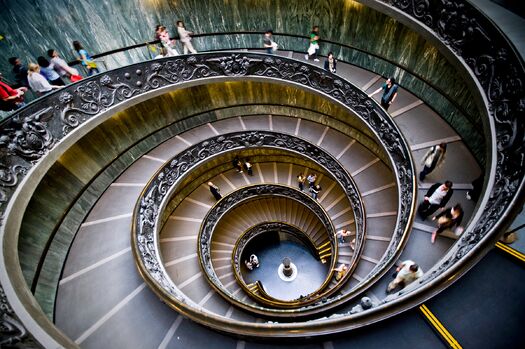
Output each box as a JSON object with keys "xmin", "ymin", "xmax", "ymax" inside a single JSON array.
[
  {"xmin": 431, "ymin": 204, "xmax": 464, "ymax": 243},
  {"xmin": 73, "ymin": 41, "xmax": 100, "ymax": 76},
  {"xmin": 47, "ymin": 49, "xmax": 82, "ymax": 82},
  {"xmin": 419, "ymin": 143, "xmax": 447, "ymax": 181}
]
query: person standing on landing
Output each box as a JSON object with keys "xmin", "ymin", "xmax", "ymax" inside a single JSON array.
[
  {"xmin": 37, "ymin": 56, "xmax": 66, "ymax": 86},
  {"xmin": 263, "ymin": 30, "xmax": 273, "ymax": 54},
  {"xmin": 27, "ymin": 63, "xmax": 63, "ymax": 95},
  {"xmin": 305, "ymin": 26, "xmax": 320, "ymax": 62},
  {"xmin": 177, "ymin": 20, "xmax": 197, "ymax": 54},
  {"xmin": 369, "ymin": 77, "xmax": 398, "ymax": 110},
  {"xmin": 8, "ymin": 57, "xmax": 29, "ymax": 88},
  {"xmin": 47, "ymin": 49, "xmax": 81, "ymax": 82},
  {"xmin": 419, "ymin": 143, "xmax": 447, "ymax": 181},
  {"xmin": 155, "ymin": 25, "xmax": 179, "ymax": 56}
]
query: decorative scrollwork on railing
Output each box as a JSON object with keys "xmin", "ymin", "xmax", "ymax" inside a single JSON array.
[
  {"xmin": 384, "ymin": 0, "xmax": 525, "ymax": 289},
  {"xmin": 201, "ymin": 185, "xmax": 337, "ymax": 309},
  {"xmin": 0, "ymin": 284, "xmax": 36, "ymax": 348}
]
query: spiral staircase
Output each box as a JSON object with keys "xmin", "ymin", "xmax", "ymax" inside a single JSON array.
[{"xmin": 1, "ymin": 1, "xmax": 524, "ymax": 348}]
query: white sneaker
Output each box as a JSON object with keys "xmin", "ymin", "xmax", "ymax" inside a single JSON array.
[
  {"xmin": 304, "ymin": 54, "xmax": 309, "ymax": 60},
  {"xmin": 314, "ymin": 58, "xmax": 320, "ymax": 62}
]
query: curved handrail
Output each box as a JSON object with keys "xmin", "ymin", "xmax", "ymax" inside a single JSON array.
[
  {"xmin": 202, "ymin": 185, "xmax": 338, "ymax": 310},
  {"xmin": 132, "ymin": 127, "xmax": 375, "ymax": 317},
  {"xmin": 367, "ymin": 0, "xmax": 525, "ymax": 296},
  {"xmin": 1, "ymin": 33, "xmax": 479, "ymax": 159}
]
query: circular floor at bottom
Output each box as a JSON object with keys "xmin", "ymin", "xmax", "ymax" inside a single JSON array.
[{"xmin": 242, "ymin": 240, "xmax": 328, "ymax": 301}]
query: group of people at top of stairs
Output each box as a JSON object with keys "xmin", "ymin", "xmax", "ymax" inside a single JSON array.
[
  {"xmin": 2, "ymin": 22, "xmax": 402, "ymax": 113},
  {"xmin": 0, "ymin": 21, "xmax": 194, "ymax": 112},
  {"xmin": 2, "ymin": 47, "xmax": 84, "ymax": 111}
]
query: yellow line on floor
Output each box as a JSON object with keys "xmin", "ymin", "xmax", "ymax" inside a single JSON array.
[
  {"xmin": 419, "ymin": 304, "xmax": 462, "ymax": 349},
  {"xmin": 495, "ymin": 242, "xmax": 525, "ymax": 262}
]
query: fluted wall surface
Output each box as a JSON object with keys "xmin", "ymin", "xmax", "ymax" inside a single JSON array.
[{"xmin": 1, "ymin": 0, "xmax": 480, "ymax": 120}]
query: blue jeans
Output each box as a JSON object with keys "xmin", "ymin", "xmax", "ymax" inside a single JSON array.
[{"xmin": 87, "ymin": 67, "xmax": 100, "ymax": 76}]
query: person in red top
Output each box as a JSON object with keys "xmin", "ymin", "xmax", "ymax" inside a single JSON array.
[{"xmin": 0, "ymin": 73, "xmax": 27, "ymax": 111}]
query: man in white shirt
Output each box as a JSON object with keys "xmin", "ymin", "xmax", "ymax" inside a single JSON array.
[
  {"xmin": 336, "ymin": 229, "xmax": 352, "ymax": 244},
  {"xmin": 307, "ymin": 173, "xmax": 317, "ymax": 188},
  {"xmin": 418, "ymin": 181, "xmax": 453, "ymax": 220},
  {"xmin": 177, "ymin": 20, "xmax": 197, "ymax": 54},
  {"xmin": 387, "ymin": 260, "xmax": 423, "ymax": 293}
]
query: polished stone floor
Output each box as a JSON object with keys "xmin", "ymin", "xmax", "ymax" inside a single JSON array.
[{"xmin": 242, "ymin": 240, "xmax": 329, "ymax": 301}]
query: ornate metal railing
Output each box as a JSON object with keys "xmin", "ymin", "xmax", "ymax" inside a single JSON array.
[
  {"xmin": 0, "ymin": 32, "xmax": 483, "ymax": 163},
  {"xmin": 203, "ymin": 185, "xmax": 338, "ymax": 310}
]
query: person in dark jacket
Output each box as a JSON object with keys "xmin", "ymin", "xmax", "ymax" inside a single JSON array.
[
  {"xmin": 8, "ymin": 57, "xmax": 29, "ymax": 88},
  {"xmin": 310, "ymin": 184, "xmax": 321, "ymax": 200},
  {"xmin": 208, "ymin": 182, "xmax": 222, "ymax": 200},
  {"xmin": 232, "ymin": 156, "xmax": 243, "ymax": 173},
  {"xmin": 418, "ymin": 181, "xmax": 453, "ymax": 220},
  {"xmin": 324, "ymin": 52, "xmax": 337, "ymax": 73},
  {"xmin": 431, "ymin": 204, "xmax": 464, "ymax": 243}
]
